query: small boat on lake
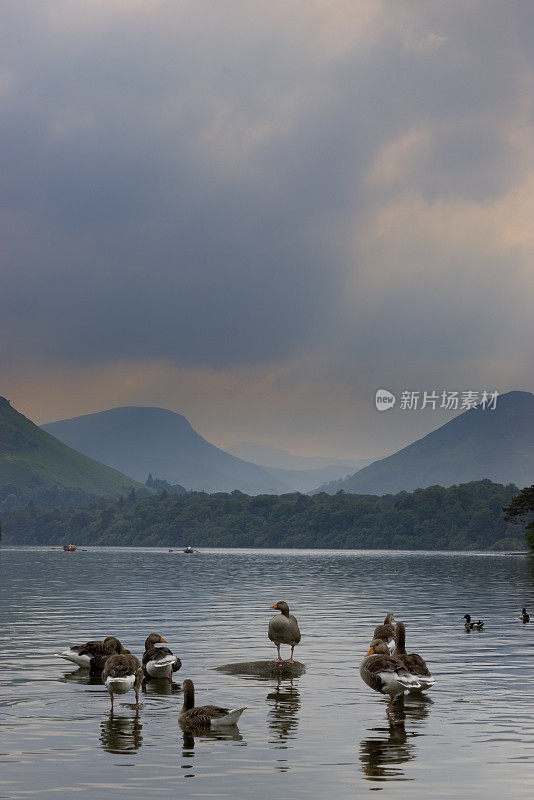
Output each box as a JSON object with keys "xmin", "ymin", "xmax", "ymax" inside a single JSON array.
[{"xmin": 63, "ymin": 544, "xmax": 77, "ymax": 552}]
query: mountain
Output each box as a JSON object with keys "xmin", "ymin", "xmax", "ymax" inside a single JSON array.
[
  {"xmin": 0, "ymin": 397, "xmax": 145, "ymax": 508},
  {"xmin": 226, "ymin": 442, "xmax": 370, "ymax": 471},
  {"xmin": 254, "ymin": 464, "xmax": 364, "ymax": 493},
  {"xmin": 42, "ymin": 406, "xmax": 291, "ymax": 494},
  {"xmin": 225, "ymin": 443, "xmax": 373, "ymax": 493},
  {"xmin": 317, "ymin": 390, "xmax": 534, "ymax": 495}
]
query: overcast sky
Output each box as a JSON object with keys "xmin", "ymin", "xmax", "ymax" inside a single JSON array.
[{"xmin": 1, "ymin": 0, "xmax": 533, "ymax": 458}]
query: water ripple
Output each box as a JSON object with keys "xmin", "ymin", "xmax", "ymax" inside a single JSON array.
[{"xmin": 1, "ymin": 547, "xmax": 534, "ymax": 798}]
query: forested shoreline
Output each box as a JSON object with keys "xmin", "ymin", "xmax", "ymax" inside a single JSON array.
[{"xmin": 0, "ymin": 480, "xmax": 526, "ymax": 551}]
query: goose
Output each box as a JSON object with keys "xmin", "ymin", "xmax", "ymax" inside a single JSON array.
[
  {"xmin": 360, "ymin": 639, "xmax": 421, "ymax": 712},
  {"xmin": 102, "ymin": 653, "xmax": 143, "ymax": 710},
  {"xmin": 393, "ymin": 622, "xmax": 435, "ymax": 692},
  {"xmin": 372, "ymin": 612, "xmax": 396, "ymax": 652},
  {"xmin": 142, "ymin": 633, "xmax": 182, "ymax": 682},
  {"xmin": 520, "ymin": 608, "xmax": 530, "ymax": 624},
  {"xmin": 463, "ymin": 614, "xmax": 484, "ymax": 631},
  {"xmin": 268, "ymin": 601, "xmax": 301, "ymax": 663},
  {"xmin": 56, "ymin": 636, "xmax": 128, "ymax": 669},
  {"xmin": 89, "ymin": 646, "xmax": 132, "ymax": 678},
  {"xmin": 179, "ymin": 679, "xmax": 246, "ymax": 728}
]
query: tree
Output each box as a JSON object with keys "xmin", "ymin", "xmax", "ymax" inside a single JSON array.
[{"xmin": 503, "ymin": 486, "xmax": 534, "ymax": 549}]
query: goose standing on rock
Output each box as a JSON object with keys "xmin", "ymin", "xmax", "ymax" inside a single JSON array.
[
  {"xmin": 520, "ymin": 608, "xmax": 530, "ymax": 623},
  {"xmin": 463, "ymin": 614, "xmax": 484, "ymax": 631},
  {"xmin": 56, "ymin": 636, "xmax": 128, "ymax": 669},
  {"xmin": 142, "ymin": 633, "xmax": 182, "ymax": 682},
  {"xmin": 373, "ymin": 613, "xmax": 396, "ymax": 652},
  {"xmin": 102, "ymin": 653, "xmax": 143, "ymax": 711},
  {"xmin": 179, "ymin": 679, "xmax": 246, "ymax": 728},
  {"xmin": 360, "ymin": 639, "xmax": 421, "ymax": 713},
  {"xmin": 393, "ymin": 622, "xmax": 435, "ymax": 692},
  {"xmin": 268, "ymin": 601, "xmax": 301, "ymax": 663}
]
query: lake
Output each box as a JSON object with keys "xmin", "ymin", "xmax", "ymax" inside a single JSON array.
[{"xmin": 1, "ymin": 546, "xmax": 534, "ymax": 799}]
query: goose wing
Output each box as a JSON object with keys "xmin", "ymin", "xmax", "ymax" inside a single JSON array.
[
  {"xmin": 102, "ymin": 654, "xmax": 141, "ymax": 681},
  {"xmin": 142, "ymin": 646, "xmax": 174, "ymax": 666},
  {"xmin": 181, "ymin": 704, "xmax": 230, "ymax": 726},
  {"xmin": 405, "ymin": 652, "xmax": 432, "ymax": 677},
  {"xmin": 79, "ymin": 641, "xmax": 113, "ymax": 659},
  {"xmin": 268, "ymin": 614, "xmax": 301, "ymax": 645},
  {"xmin": 360, "ymin": 653, "xmax": 418, "ymax": 692}
]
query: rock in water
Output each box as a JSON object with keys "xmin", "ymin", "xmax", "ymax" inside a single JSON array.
[{"xmin": 214, "ymin": 660, "xmax": 306, "ymax": 678}]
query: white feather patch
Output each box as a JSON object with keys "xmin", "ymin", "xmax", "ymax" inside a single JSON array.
[
  {"xmin": 106, "ymin": 675, "xmax": 136, "ymax": 694},
  {"xmin": 210, "ymin": 707, "xmax": 246, "ymax": 727}
]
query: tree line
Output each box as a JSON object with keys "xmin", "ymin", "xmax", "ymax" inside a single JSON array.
[{"xmin": 1, "ymin": 479, "xmax": 527, "ymax": 550}]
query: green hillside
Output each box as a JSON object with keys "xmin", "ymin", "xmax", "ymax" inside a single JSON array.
[
  {"xmin": 0, "ymin": 397, "xmax": 147, "ymax": 508},
  {"xmin": 1, "ymin": 479, "xmax": 523, "ymax": 551},
  {"xmin": 318, "ymin": 391, "xmax": 534, "ymax": 495}
]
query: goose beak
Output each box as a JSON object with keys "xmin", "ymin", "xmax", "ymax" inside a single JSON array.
[
  {"xmin": 270, "ymin": 603, "xmax": 278, "ymax": 609},
  {"xmin": 160, "ymin": 636, "xmax": 168, "ymax": 643},
  {"xmin": 366, "ymin": 646, "xmax": 374, "ymax": 656}
]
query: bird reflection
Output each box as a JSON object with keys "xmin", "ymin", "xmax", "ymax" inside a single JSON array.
[
  {"xmin": 403, "ymin": 692, "xmax": 433, "ymax": 722},
  {"xmin": 61, "ymin": 668, "xmax": 103, "ymax": 686},
  {"xmin": 100, "ymin": 712, "xmax": 143, "ymax": 754},
  {"xmin": 359, "ymin": 694, "xmax": 432, "ymax": 782},
  {"xmin": 179, "ymin": 723, "xmax": 243, "ymax": 777},
  {"xmin": 266, "ymin": 678, "xmax": 300, "ymax": 750},
  {"xmin": 141, "ymin": 678, "xmax": 181, "ymax": 697},
  {"xmin": 180, "ymin": 725, "xmax": 243, "ymax": 752}
]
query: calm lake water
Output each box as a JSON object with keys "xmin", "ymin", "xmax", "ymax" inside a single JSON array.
[{"xmin": 1, "ymin": 547, "xmax": 534, "ymax": 799}]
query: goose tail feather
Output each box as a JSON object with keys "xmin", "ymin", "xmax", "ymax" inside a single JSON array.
[
  {"xmin": 153, "ymin": 655, "xmax": 176, "ymax": 667},
  {"xmin": 211, "ymin": 707, "xmax": 246, "ymax": 727},
  {"xmin": 56, "ymin": 650, "xmax": 84, "ymax": 665},
  {"xmin": 398, "ymin": 674, "xmax": 421, "ymax": 691}
]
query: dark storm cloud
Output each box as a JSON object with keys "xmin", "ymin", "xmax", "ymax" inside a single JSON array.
[{"xmin": 1, "ymin": 1, "xmax": 534, "ymax": 453}]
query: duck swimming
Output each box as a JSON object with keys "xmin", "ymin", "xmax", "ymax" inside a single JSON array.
[
  {"xmin": 393, "ymin": 622, "xmax": 435, "ymax": 692},
  {"xmin": 360, "ymin": 639, "xmax": 421, "ymax": 712},
  {"xmin": 463, "ymin": 614, "xmax": 484, "ymax": 631},
  {"xmin": 520, "ymin": 608, "xmax": 530, "ymax": 623},
  {"xmin": 268, "ymin": 601, "xmax": 301, "ymax": 663},
  {"xmin": 142, "ymin": 633, "xmax": 182, "ymax": 682},
  {"xmin": 179, "ymin": 679, "xmax": 246, "ymax": 728}
]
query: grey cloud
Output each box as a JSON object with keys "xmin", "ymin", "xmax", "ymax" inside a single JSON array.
[{"xmin": 2, "ymin": 1, "xmax": 534, "ymax": 433}]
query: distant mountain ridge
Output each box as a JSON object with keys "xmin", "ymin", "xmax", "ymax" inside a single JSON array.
[
  {"xmin": 42, "ymin": 406, "xmax": 292, "ymax": 494},
  {"xmin": 225, "ymin": 442, "xmax": 374, "ymax": 492},
  {"xmin": 259, "ymin": 463, "xmax": 361, "ymax": 493},
  {"xmin": 226, "ymin": 442, "xmax": 370, "ymax": 471},
  {"xmin": 0, "ymin": 397, "xmax": 144, "ymax": 508},
  {"xmin": 317, "ymin": 390, "xmax": 534, "ymax": 495}
]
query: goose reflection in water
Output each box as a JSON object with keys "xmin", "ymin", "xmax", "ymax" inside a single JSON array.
[
  {"xmin": 180, "ymin": 725, "xmax": 244, "ymax": 777},
  {"xmin": 61, "ymin": 668, "xmax": 103, "ymax": 687},
  {"xmin": 100, "ymin": 712, "xmax": 143, "ymax": 754},
  {"xmin": 266, "ymin": 678, "xmax": 300, "ymax": 755},
  {"xmin": 141, "ymin": 678, "xmax": 181, "ymax": 697},
  {"xmin": 359, "ymin": 694, "xmax": 432, "ymax": 782},
  {"xmin": 181, "ymin": 725, "xmax": 243, "ymax": 751}
]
